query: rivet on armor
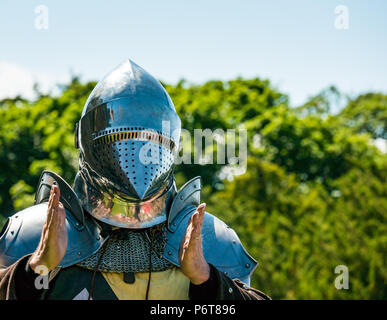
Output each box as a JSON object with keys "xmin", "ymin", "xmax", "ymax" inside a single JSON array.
[
  {"xmin": 228, "ymin": 288, "xmax": 233, "ymax": 294},
  {"xmin": 168, "ymin": 251, "xmax": 172, "ymax": 255},
  {"xmin": 245, "ymin": 263, "xmax": 250, "ymax": 268},
  {"xmin": 77, "ymin": 251, "xmax": 81, "ymax": 256}
]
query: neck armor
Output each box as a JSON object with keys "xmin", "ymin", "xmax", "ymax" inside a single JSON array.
[{"xmin": 77, "ymin": 224, "xmax": 173, "ymax": 273}]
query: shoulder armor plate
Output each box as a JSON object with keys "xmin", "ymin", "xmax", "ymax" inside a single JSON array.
[
  {"xmin": 35, "ymin": 170, "xmax": 85, "ymax": 227},
  {"xmin": 0, "ymin": 203, "xmax": 104, "ymax": 268},
  {"xmin": 163, "ymin": 177, "xmax": 258, "ymax": 284},
  {"xmin": 168, "ymin": 176, "xmax": 201, "ymax": 232}
]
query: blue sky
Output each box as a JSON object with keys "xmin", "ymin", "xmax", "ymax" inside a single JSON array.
[{"xmin": 0, "ymin": 0, "xmax": 386, "ymax": 107}]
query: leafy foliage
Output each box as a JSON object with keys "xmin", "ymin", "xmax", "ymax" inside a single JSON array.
[
  {"xmin": 0, "ymin": 77, "xmax": 386, "ymax": 299},
  {"xmin": 338, "ymin": 93, "xmax": 387, "ymax": 139}
]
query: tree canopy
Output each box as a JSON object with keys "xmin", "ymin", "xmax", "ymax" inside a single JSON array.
[{"xmin": 0, "ymin": 77, "xmax": 386, "ymax": 299}]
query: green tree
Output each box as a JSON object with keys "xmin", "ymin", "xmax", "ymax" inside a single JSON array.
[
  {"xmin": 165, "ymin": 78, "xmax": 288, "ymax": 190},
  {"xmin": 209, "ymin": 156, "xmax": 386, "ymax": 299},
  {"xmin": 0, "ymin": 78, "xmax": 95, "ymax": 216},
  {"xmin": 338, "ymin": 93, "xmax": 387, "ymax": 139},
  {"xmin": 0, "ymin": 77, "xmax": 386, "ymax": 299}
]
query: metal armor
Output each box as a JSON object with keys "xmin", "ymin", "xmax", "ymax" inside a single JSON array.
[
  {"xmin": 0, "ymin": 60, "xmax": 257, "ymax": 284},
  {"xmin": 0, "ymin": 172, "xmax": 257, "ymax": 284}
]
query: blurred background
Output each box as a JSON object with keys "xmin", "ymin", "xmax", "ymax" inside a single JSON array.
[{"xmin": 0, "ymin": 0, "xmax": 386, "ymax": 299}]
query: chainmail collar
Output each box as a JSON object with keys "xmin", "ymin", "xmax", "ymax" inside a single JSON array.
[{"xmin": 77, "ymin": 222, "xmax": 173, "ymax": 273}]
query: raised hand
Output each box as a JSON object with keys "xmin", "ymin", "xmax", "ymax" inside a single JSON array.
[
  {"xmin": 179, "ymin": 203, "xmax": 210, "ymax": 285},
  {"xmin": 29, "ymin": 185, "xmax": 68, "ymax": 273}
]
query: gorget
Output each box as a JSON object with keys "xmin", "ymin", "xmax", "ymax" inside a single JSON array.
[{"xmin": 77, "ymin": 223, "xmax": 173, "ymax": 273}]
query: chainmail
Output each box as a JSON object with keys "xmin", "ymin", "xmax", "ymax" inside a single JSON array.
[{"xmin": 77, "ymin": 223, "xmax": 173, "ymax": 273}]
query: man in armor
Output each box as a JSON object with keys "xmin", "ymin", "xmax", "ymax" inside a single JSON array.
[{"xmin": 0, "ymin": 60, "xmax": 269, "ymax": 300}]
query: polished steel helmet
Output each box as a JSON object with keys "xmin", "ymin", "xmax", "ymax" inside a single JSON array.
[{"xmin": 73, "ymin": 59, "xmax": 181, "ymax": 229}]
